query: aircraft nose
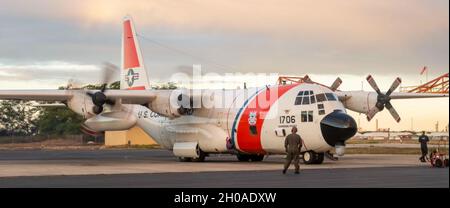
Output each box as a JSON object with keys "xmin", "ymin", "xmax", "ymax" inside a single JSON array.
[{"xmin": 320, "ymin": 110, "xmax": 357, "ymax": 146}]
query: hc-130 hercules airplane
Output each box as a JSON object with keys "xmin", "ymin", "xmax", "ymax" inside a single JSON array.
[{"xmin": 0, "ymin": 17, "xmax": 447, "ymax": 164}]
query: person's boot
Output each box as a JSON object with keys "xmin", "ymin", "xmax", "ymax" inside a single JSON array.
[
  {"xmin": 282, "ymin": 169, "xmax": 287, "ymax": 174},
  {"xmin": 295, "ymin": 170, "xmax": 300, "ymax": 174}
]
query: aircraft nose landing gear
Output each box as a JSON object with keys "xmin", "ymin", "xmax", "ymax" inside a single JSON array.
[{"xmin": 302, "ymin": 151, "xmax": 324, "ymax": 164}]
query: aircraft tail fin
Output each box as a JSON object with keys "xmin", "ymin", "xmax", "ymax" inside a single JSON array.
[{"xmin": 121, "ymin": 16, "xmax": 150, "ymax": 90}]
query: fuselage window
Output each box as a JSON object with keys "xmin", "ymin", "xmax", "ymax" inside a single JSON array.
[
  {"xmin": 298, "ymin": 91, "xmax": 304, "ymax": 96},
  {"xmin": 316, "ymin": 93, "xmax": 326, "ymax": 102},
  {"xmin": 325, "ymin": 93, "xmax": 337, "ymax": 101},
  {"xmin": 301, "ymin": 111, "xmax": 314, "ymax": 122},
  {"xmin": 308, "ymin": 111, "xmax": 313, "ymax": 122},
  {"xmin": 301, "ymin": 111, "xmax": 308, "ymax": 122},
  {"xmin": 304, "ymin": 91, "xmax": 310, "ymax": 96}
]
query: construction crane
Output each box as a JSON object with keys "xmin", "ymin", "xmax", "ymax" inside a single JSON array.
[{"xmin": 400, "ymin": 73, "xmax": 449, "ymax": 94}]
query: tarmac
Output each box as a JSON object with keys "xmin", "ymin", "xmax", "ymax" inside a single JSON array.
[{"xmin": 0, "ymin": 149, "xmax": 448, "ymax": 187}]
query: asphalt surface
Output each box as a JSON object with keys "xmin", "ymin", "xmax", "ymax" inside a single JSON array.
[
  {"xmin": 0, "ymin": 149, "xmax": 448, "ymax": 188},
  {"xmin": 0, "ymin": 166, "xmax": 448, "ymax": 188}
]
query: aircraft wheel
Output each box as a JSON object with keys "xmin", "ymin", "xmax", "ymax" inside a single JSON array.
[
  {"xmin": 250, "ymin": 154, "xmax": 264, "ymax": 162},
  {"xmin": 302, "ymin": 151, "xmax": 315, "ymax": 164},
  {"xmin": 435, "ymin": 158, "xmax": 443, "ymax": 168},
  {"xmin": 237, "ymin": 154, "xmax": 251, "ymax": 162},
  {"xmin": 191, "ymin": 148, "xmax": 206, "ymax": 162},
  {"xmin": 178, "ymin": 157, "xmax": 191, "ymax": 162},
  {"xmin": 314, "ymin": 153, "xmax": 324, "ymax": 164}
]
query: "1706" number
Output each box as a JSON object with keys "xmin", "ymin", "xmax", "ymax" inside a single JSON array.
[{"xmin": 279, "ymin": 115, "xmax": 295, "ymax": 124}]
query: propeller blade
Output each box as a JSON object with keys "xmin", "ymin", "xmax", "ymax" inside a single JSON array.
[
  {"xmin": 385, "ymin": 102, "xmax": 401, "ymax": 123},
  {"xmin": 303, "ymin": 74, "xmax": 312, "ymax": 83},
  {"xmin": 386, "ymin": 77, "xmax": 402, "ymax": 96},
  {"xmin": 366, "ymin": 106, "xmax": 380, "ymax": 121},
  {"xmin": 100, "ymin": 62, "xmax": 119, "ymax": 87},
  {"xmin": 330, "ymin": 77, "xmax": 342, "ymax": 91},
  {"xmin": 366, "ymin": 75, "xmax": 382, "ymax": 95},
  {"xmin": 86, "ymin": 91, "xmax": 94, "ymax": 97}
]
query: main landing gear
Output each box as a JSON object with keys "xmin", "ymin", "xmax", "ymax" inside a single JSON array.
[
  {"xmin": 178, "ymin": 148, "xmax": 207, "ymax": 162},
  {"xmin": 236, "ymin": 154, "xmax": 265, "ymax": 162},
  {"xmin": 302, "ymin": 151, "xmax": 324, "ymax": 164}
]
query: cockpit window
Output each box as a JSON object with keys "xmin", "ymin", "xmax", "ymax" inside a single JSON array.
[
  {"xmin": 302, "ymin": 96, "xmax": 310, "ymax": 105},
  {"xmin": 310, "ymin": 95, "xmax": 316, "ymax": 104},
  {"xmin": 325, "ymin": 93, "xmax": 337, "ymax": 101},
  {"xmin": 294, "ymin": 90, "xmax": 315, "ymax": 105},
  {"xmin": 316, "ymin": 93, "xmax": 326, "ymax": 102},
  {"xmin": 295, "ymin": 97, "xmax": 302, "ymax": 105}
]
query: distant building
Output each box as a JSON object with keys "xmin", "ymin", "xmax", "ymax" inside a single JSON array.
[{"xmin": 105, "ymin": 126, "xmax": 157, "ymax": 146}]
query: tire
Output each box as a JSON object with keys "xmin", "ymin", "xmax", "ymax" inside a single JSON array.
[
  {"xmin": 302, "ymin": 151, "xmax": 315, "ymax": 164},
  {"xmin": 444, "ymin": 159, "xmax": 449, "ymax": 167},
  {"xmin": 178, "ymin": 157, "xmax": 191, "ymax": 162},
  {"xmin": 191, "ymin": 148, "xmax": 206, "ymax": 162},
  {"xmin": 250, "ymin": 154, "xmax": 265, "ymax": 162},
  {"xmin": 314, "ymin": 153, "xmax": 324, "ymax": 164},
  {"xmin": 435, "ymin": 158, "xmax": 443, "ymax": 168},
  {"xmin": 303, "ymin": 151, "xmax": 324, "ymax": 164},
  {"xmin": 237, "ymin": 154, "xmax": 251, "ymax": 162}
]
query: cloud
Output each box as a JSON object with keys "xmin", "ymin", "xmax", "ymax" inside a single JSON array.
[
  {"xmin": 3, "ymin": 0, "xmax": 448, "ymax": 48},
  {"xmin": 0, "ymin": 61, "xmax": 112, "ymax": 87},
  {"xmin": 0, "ymin": 0, "xmax": 448, "ymax": 78}
]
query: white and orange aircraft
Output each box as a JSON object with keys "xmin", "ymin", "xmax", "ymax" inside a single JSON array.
[{"xmin": 0, "ymin": 17, "xmax": 447, "ymax": 164}]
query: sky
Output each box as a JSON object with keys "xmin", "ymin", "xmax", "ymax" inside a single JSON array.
[{"xmin": 0, "ymin": 0, "xmax": 448, "ymax": 131}]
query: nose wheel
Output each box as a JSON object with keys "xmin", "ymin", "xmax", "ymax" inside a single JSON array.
[{"xmin": 302, "ymin": 151, "xmax": 324, "ymax": 164}]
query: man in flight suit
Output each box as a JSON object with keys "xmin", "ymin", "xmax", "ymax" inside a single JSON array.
[
  {"xmin": 283, "ymin": 126, "xmax": 303, "ymax": 174},
  {"xmin": 418, "ymin": 131, "xmax": 430, "ymax": 162}
]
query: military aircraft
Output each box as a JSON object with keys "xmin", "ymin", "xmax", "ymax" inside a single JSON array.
[{"xmin": 0, "ymin": 16, "xmax": 447, "ymax": 164}]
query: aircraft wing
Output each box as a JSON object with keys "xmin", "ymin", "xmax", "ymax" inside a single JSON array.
[
  {"xmin": 336, "ymin": 91, "xmax": 448, "ymax": 101},
  {"xmin": 0, "ymin": 89, "xmax": 157, "ymax": 104},
  {"xmin": 0, "ymin": 90, "xmax": 73, "ymax": 101},
  {"xmin": 388, "ymin": 92, "xmax": 448, "ymax": 99},
  {"xmin": 101, "ymin": 90, "xmax": 156, "ymax": 104}
]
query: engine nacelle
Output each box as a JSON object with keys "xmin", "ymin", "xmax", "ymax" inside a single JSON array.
[
  {"xmin": 66, "ymin": 92, "xmax": 97, "ymax": 119},
  {"xmin": 149, "ymin": 90, "xmax": 193, "ymax": 118},
  {"xmin": 83, "ymin": 111, "xmax": 137, "ymax": 132},
  {"xmin": 340, "ymin": 91, "xmax": 377, "ymax": 114}
]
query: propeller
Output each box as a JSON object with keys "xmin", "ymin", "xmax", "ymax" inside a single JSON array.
[
  {"xmin": 330, "ymin": 77, "xmax": 342, "ymax": 91},
  {"xmin": 86, "ymin": 62, "xmax": 118, "ymax": 114},
  {"xmin": 366, "ymin": 75, "xmax": 402, "ymax": 122}
]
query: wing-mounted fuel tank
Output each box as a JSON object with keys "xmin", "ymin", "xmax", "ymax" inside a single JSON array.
[{"xmin": 149, "ymin": 89, "xmax": 194, "ymax": 118}]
